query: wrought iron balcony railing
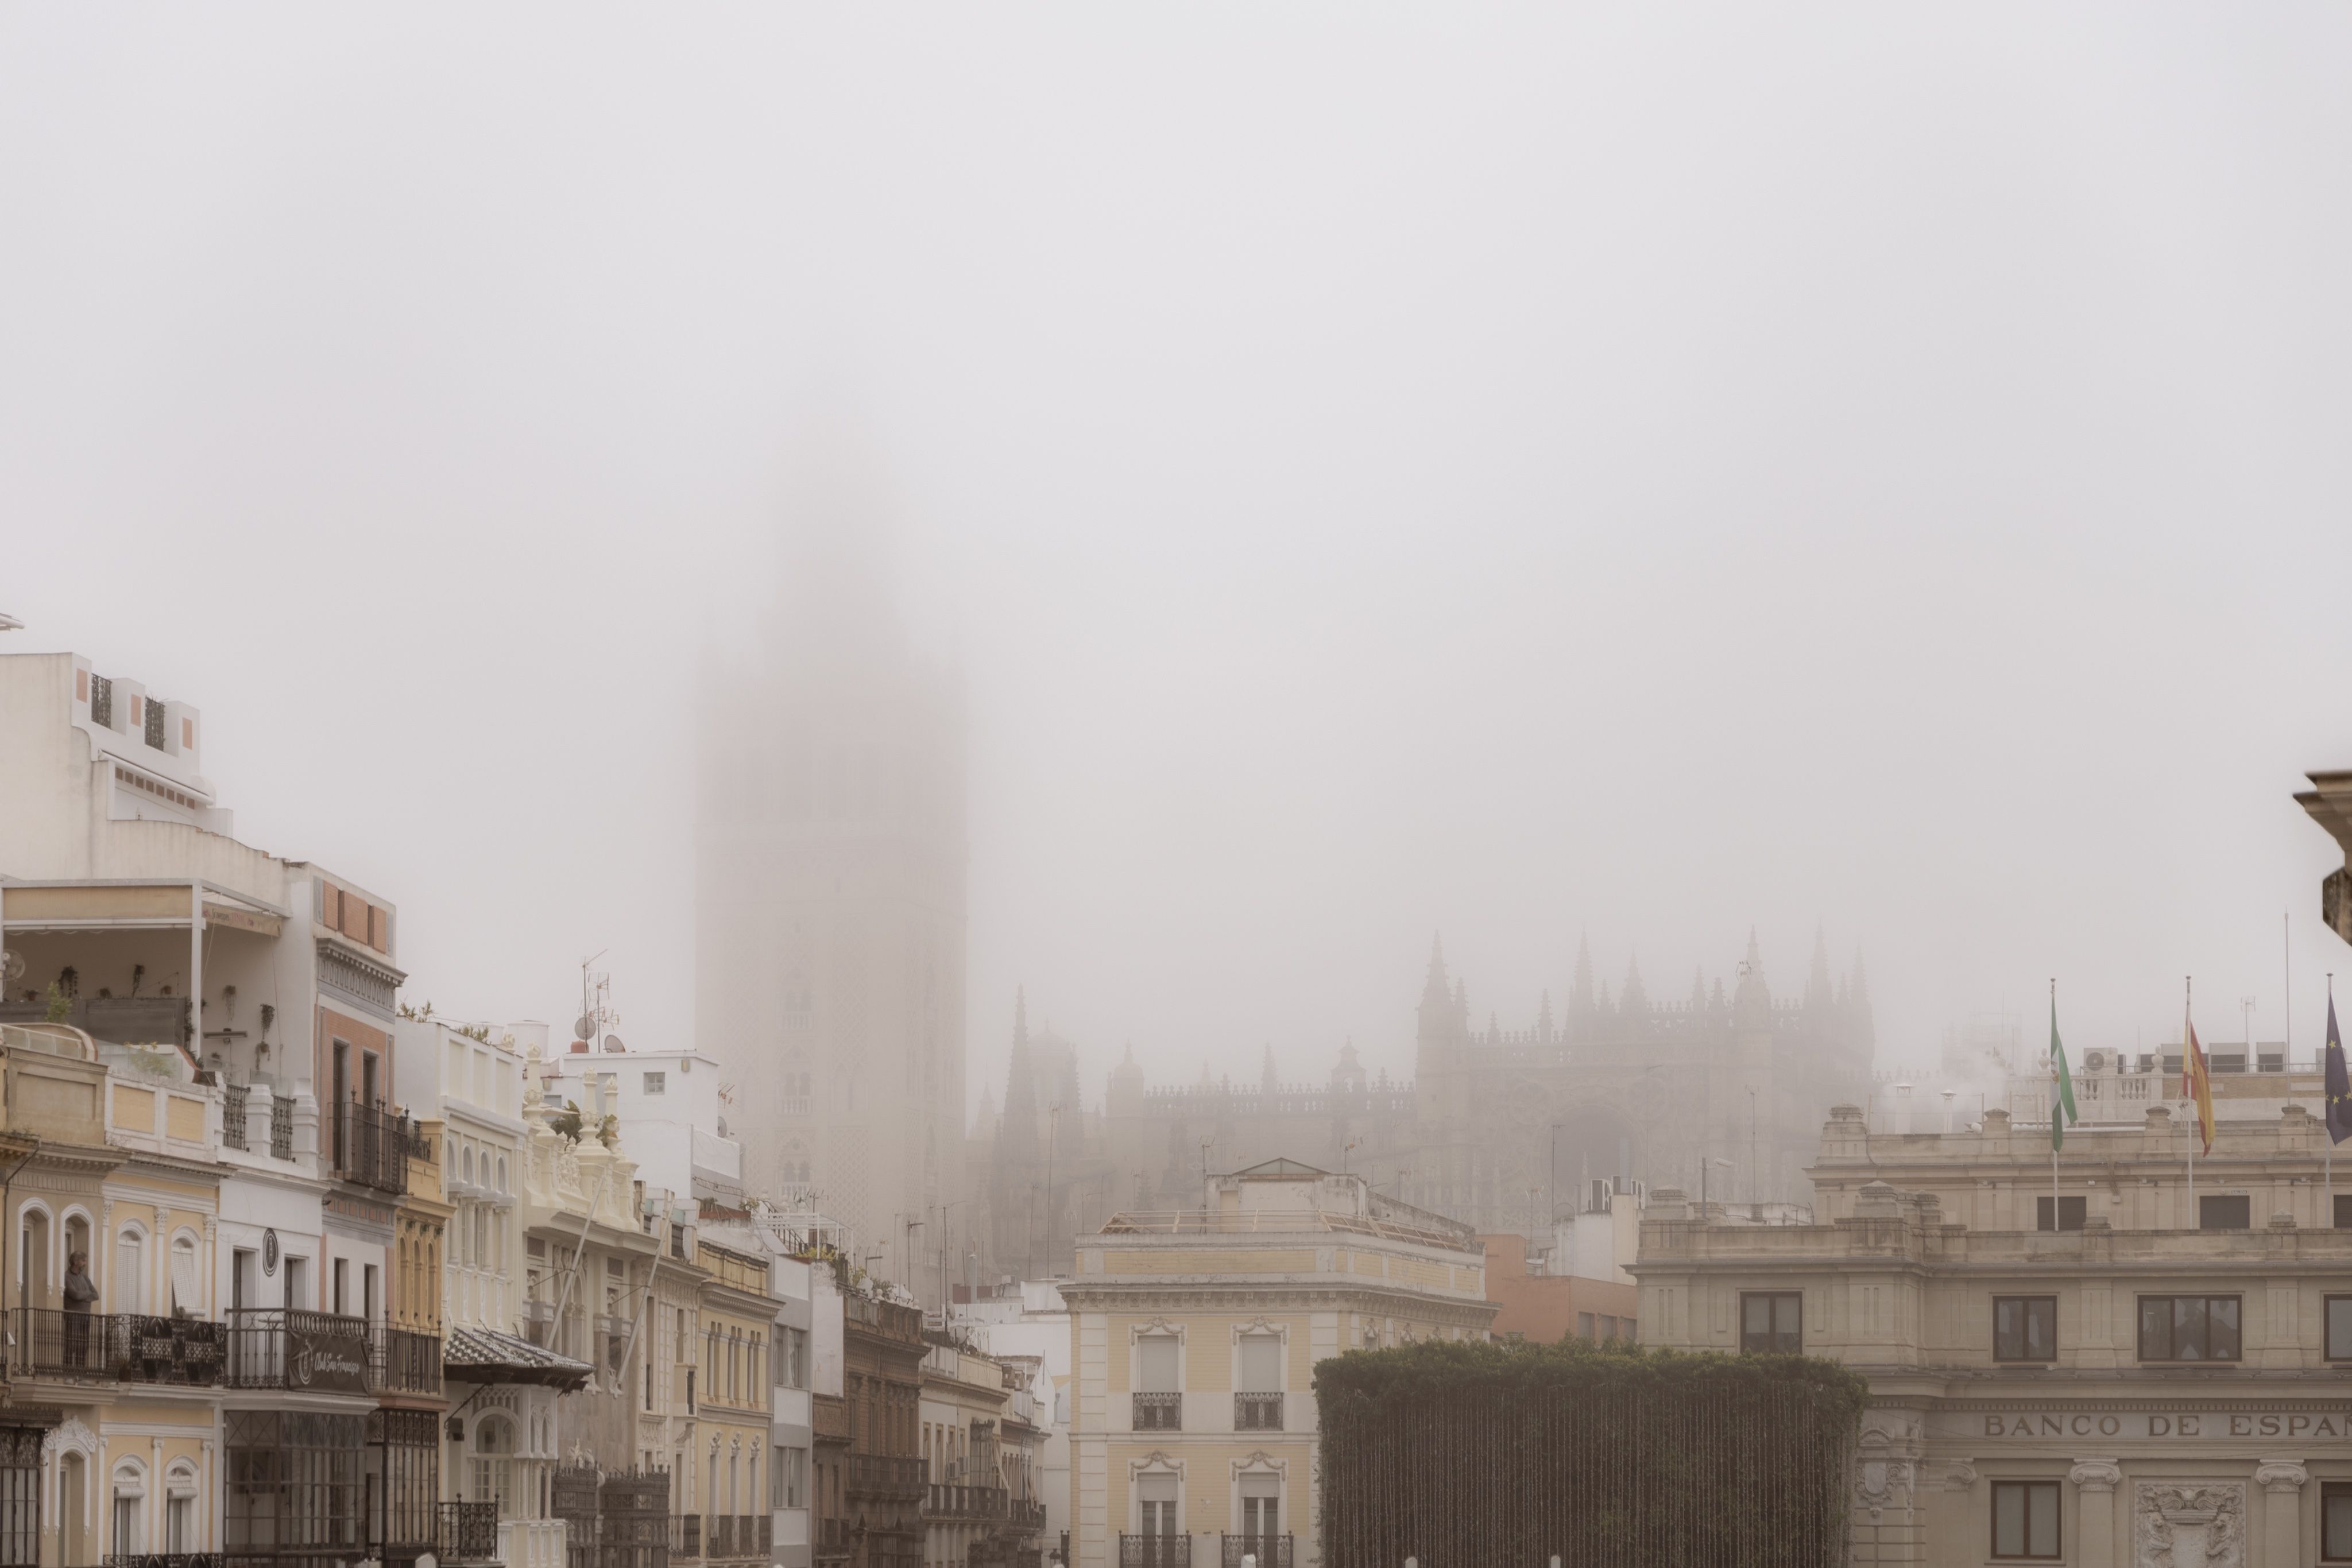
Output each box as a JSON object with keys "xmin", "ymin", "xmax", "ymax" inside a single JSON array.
[
  {"xmin": 1120, "ymin": 1536, "xmax": 1191, "ymax": 1568},
  {"xmin": 332, "ymin": 1100, "xmax": 411, "ymax": 1195},
  {"xmin": 436, "ymin": 1502, "xmax": 499, "ymax": 1562},
  {"xmin": 223, "ymin": 1307, "xmax": 371, "ymax": 1393},
  {"xmin": 1132, "ymin": 1391, "xmax": 1181, "ymax": 1431},
  {"xmin": 222, "ymin": 1084, "xmax": 250, "ymax": 1151},
  {"xmin": 270, "ymin": 1095, "xmax": 295, "ymax": 1159},
  {"xmin": 847, "ymin": 1454, "xmax": 925, "ymax": 1498},
  {"xmin": 668, "ymin": 1513, "xmax": 701, "ymax": 1559},
  {"xmin": 10, "ymin": 1309, "xmax": 225, "ymax": 1386},
  {"xmin": 1221, "ymin": 1535, "xmax": 1293, "ymax": 1568},
  {"xmin": 372, "ymin": 1322, "xmax": 443, "ymax": 1395},
  {"xmin": 1233, "ymin": 1392, "xmax": 1283, "ymax": 1431}
]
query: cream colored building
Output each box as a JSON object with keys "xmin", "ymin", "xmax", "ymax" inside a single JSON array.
[
  {"xmin": 1063, "ymin": 1159, "xmax": 1496, "ymax": 1568},
  {"xmin": 1635, "ymin": 1091, "xmax": 2352, "ymax": 1568}
]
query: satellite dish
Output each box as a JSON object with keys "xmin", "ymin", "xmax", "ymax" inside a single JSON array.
[
  {"xmin": 0, "ymin": 950, "xmax": 21, "ymax": 984},
  {"xmin": 717, "ymin": 1117, "xmax": 728, "ymax": 1136},
  {"xmin": 602, "ymin": 1034, "xmax": 625, "ymax": 1052},
  {"xmin": 574, "ymin": 1016, "xmax": 595, "ymax": 1040}
]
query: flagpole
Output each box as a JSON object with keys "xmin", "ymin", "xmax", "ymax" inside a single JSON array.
[
  {"xmin": 2051, "ymin": 978, "xmax": 2060, "ymax": 1232},
  {"xmin": 2185, "ymin": 975, "xmax": 2195, "ymax": 1225},
  {"xmin": 2330, "ymin": 973, "xmax": 2336, "ymax": 1225}
]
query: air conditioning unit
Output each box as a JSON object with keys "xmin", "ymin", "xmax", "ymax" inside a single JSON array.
[{"xmin": 2083, "ymin": 1049, "xmax": 2110, "ymax": 1073}]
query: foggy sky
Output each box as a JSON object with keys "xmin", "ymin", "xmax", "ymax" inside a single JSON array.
[{"xmin": 5, "ymin": 7, "xmax": 2351, "ymax": 1118}]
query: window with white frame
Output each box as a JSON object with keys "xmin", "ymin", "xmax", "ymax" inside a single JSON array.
[
  {"xmin": 115, "ymin": 1229, "xmax": 146, "ymax": 1315},
  {"xmin": 1137, "ymin": 1473, "xmax": 1178, "ymax": 1538},
  {"xmin": 1238, "ymin": 1471, "xmax": 1281, "ymax": 1541},
  {"xmin": 110, "ymin": 1460, "xmax": 144, "ymax": 1554},
  {"xmin": 473, "ymin": 1415, "xmax": 517, "ymax": 1518},
  {"xmin": 165, "ymin": 1462, "xmax": 197, "ymax": 1553},
  {"xmin": 1138, "ymin": 1334, "xmax": 1179, "ymax": 1393},
  {"xmin": 1236, "ymin": 1333, "xmax": 1282, "ymax": 1393},
  {"xmin": 169, "ymin": 1233, "xmax": 200, "ymax": 1317}
]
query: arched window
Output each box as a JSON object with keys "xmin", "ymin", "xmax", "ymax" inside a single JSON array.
[
  {"xmin": 110, "ymin": 1459, "xmax": 145, "ymax": 1554},
  {"xmin": 496, "ymin": 1155, "xmax": 508, "ymax": 1194},
  {"xmin": 473, "ymin": 1415, "xmax": 517, "ymax": 1518},
  {"xmin": 114, "ymin": 1229, "xmax": 146, "ymax": 1315},
  {"xmin": 164, "ymin": 1462, "xmax": 197, "ymax": 1553},
  {"xmin": 169, "ymin": 1232, "xmax": 200, "ymax": 1317},
  {"xmin": 463, "ymin": 1147, "xmax": 475, "ymax": 1186},
  {"xmin": 19, "ymin": 1208, "xmax": 51, "ymax": 1307}
]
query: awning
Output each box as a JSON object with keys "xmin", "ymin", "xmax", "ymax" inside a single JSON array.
[{"xmin": 444, "ymin": 1326, "xmax": 593, "ymax": 1392}]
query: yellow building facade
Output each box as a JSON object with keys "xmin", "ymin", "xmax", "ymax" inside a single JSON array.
[{"xmin": 1064, "ymin": 1159, "xmax": 1496, "ymax": 1568}]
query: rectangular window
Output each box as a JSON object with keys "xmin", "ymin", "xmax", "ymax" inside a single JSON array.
[
  {"xmin": 2137, "ymin": 1295, "xmax": 2242, "ymax": 1361},
  {"xmin": 2336, "ymin": 1194, "xmax": 2352, "ymax": 1229},
  {"xmin": 1577, "ymin": 1312, "xmax": 1595, "ymax": 1340},
  {"xmin": 2034, "ymin": 1196, "xmax": 2085, "ymax": 1232},
  {"xmin": 1991, "ymin": 1480, "xmax": 2059, "ymax": 1559},
  {"xmin": 2327, "ymin": 1297, "xmax": 2352, "ymax": 1361},
  {"xmin": 2323, "ymin": 1481, "xmax": 2352, "ymax": 1562},
  {"xmin": 1138, "ymin": 1335, "xmax": 1179, "ymax": 1393},
  {"xmin": 1236, "ymin": 1335, "xmax": 1282, "ymax": 1393},
  {"xmin": 1739, "ymin": 1292, "xmax": 1801, "ymax": 1354},
  {"xmin": 1993, "ymin": 1298, "xmax": 2057, "ymax": 1362},
  {"xmin": 643, "ymin": 1072, "xmax": 666, "ymax": 1095},
  {"xmin": 2199, "ymin": 1194, "xmax": 2251, "ymax": 1231},
  {"xmin": 332, "ymin": 1258, "xmax": 349, "ymax": 1317}
]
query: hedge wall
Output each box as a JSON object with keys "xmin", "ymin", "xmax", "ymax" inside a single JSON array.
[{"xmin": 1314, "ymin": 1339, "xmax": 1867, "ymax": 1568}]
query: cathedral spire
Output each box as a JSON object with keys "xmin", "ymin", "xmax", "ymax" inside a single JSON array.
[
  {"xmin": 1570, "ymin": 934, "xmax": 1596, "ymax": 1015},
  {"xmin": 1805, "ymin": 924, "xmax": 1835, "ymax": 1015},
  {"xmin": 1847, "ymin": 948, "xmax": 1876, "ymax": 1058},
  {"xmin": 1260, "ymin": 1043, "xmax": 1278, "ymax": 1095},
  {"xmin": 1417, "ymin": 935, "xmax": 1461, "ymax": 1047},
  {"xmin": 1620, "ymin": 955, "xmax": 1649, "ymax": 1019}
]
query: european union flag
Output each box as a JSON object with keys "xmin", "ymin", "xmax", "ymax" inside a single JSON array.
[{"xmin": 2326, "ymin": 994, "xmax": 2352, "ymax": 1145}]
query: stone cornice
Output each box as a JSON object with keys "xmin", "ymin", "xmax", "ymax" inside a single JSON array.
[{"xmin": 1059, "ymin": 1282, "xmax": 1495, "ymax": 1325}]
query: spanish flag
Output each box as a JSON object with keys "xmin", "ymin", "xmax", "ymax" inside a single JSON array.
[{"xmin": 2181, "ymin": 1013, "xmax": 2215, "ymax": 1157}]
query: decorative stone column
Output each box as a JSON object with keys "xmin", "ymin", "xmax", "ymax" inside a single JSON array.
[
  {"xmin": 2255, "ymin": 1459, "xmax": 2308, "ymax": 1568},
  {"xmin": 2070, "ymin": 1460, "xmax": 2121, "ymax": 1568}
]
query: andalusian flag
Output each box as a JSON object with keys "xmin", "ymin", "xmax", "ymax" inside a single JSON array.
[
  {"xmin": 2049, "ymin": 993, "xmax": 2078, "ymax": 1151},
  {"xmin": 2182, "ymin": 1014, "xmax": 2216, "ymax": 1157}
]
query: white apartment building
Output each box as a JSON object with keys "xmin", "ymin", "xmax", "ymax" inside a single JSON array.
[
  {"xmin": 538, "ymin": 1042, "xmax": 744, "ymax": 1205},
  {"xmin": 396, "ymin": 1015, "xmax": 580, "ymax": 1568},
  {"xmin": 950, "ymin": 1280, "xmax": 1074, "ymax": 1555}
]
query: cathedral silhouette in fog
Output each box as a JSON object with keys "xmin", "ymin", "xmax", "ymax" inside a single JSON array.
[{"xmin": 976, "ymin": 931, "xmax": 1875, "ymax": 1273}]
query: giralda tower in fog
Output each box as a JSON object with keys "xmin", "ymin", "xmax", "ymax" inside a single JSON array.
[{"xmin": 695, "ymin": 481, "xmax": 966, "ymax": 1286}]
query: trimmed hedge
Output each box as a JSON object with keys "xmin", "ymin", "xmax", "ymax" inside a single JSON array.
[{"xmin": 1315, "ymin": 1339, "xmax": 1866, "ymax": 1568}]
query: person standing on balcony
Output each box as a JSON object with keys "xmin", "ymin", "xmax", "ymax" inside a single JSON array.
[{"xmin": 62, "ymin": 1250, "xmax": 97, "ymax": 1369}]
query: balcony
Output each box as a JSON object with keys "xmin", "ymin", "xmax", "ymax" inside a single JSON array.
[
  {"xmin": 848, "ymin": 1454, "xmax": 925, "ymax": 1499},
  {"xmin": 1233, "ymin": 1392, "xmax": 1283, "ymax": 1431},
  {"xmin": 223, "ymin": 1307, "xmax": 371, "ymax": 1394},
  {"xmin": 437, "ymin": 1502, "xmax": 499, "ymax": 1563},
  {"xmin": 814, "ymin": 1517, "xmax": 849, "ymax": 1558},
  {"xmin": 332, "ymin": 1100, "xmax": 411, "ymax": 1195},
  {"xmin": 1221, "ymin": 1536, "xmax": 1292, "ymax": 1568},
  {"xmin": 270, "ymin": 1094, "xmax": 295, "ymax": 1160},
  {"xmin": 923, "ymin": 1484, "xmax": 1008, "ymax": 1521},
  {"xmin": 702, "ymin": 1516, "xmax": 765, "ymax": 1561},
  {"xmin": 1120, "ymin": 1537, "xmax": 1190, "ymax": 1568},
  {"xmin": 1009, "ymin": 1498, "xmax": 1047, "ymax": 1534},
  {"xmin": 9, "ymin": 1309, "xmax": 225, "ymax": 1385},
  {"xmin": 372, "ymin": 1323, "xmax": 443, "ymax": 1396},
  {"xmin": 222, "ymin": 1083, "xmax": 250, "ymax": 1150},
  {"xmin": 1132, "ymin": 1392, "xmax": 1181, "ymax": 1431},
  {"xmin": 103, "ymin": 1555, "xmax": 225, "ymax": 1568},
  {"xmin": 669, "ymin": 1514, "xmax": 701, "ymax": 1559}
]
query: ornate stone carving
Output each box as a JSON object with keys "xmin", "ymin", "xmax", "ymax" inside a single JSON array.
[
  {"xmin": 2134, "ymin": 1481, "xmax": 2245, "ymax": 1568},
  {"xmin": 2253, "ymin": 1461, "xmax": 2307, "ymax": 1495},
  {"xmin": 2069, "ymin": 1459, "xmax": 2122, "ymax": 1493},
  {"xmin": 1937, "ymin": 1461, "xmax": 1979, "ymax": 1492}
]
